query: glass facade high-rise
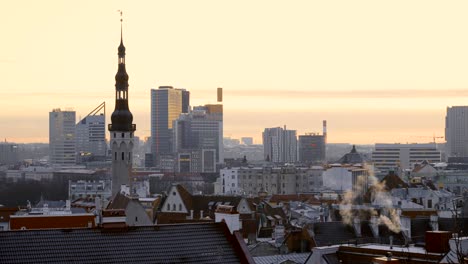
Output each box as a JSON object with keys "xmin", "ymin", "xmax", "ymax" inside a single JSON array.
[
  {"xmin": 150, "ymin": 86, "xmax": 188, "ymax": 164},
  {"xmin": 446, "ymin": 106, "xmax": 468, "ymax": 158},
  {"xmin": 49, "ymin": 108, "xmax": 76, "ymax": 166}
]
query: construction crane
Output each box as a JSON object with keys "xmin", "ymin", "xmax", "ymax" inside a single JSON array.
[{"xmin": 410, "ymin": 134, "xmax": 444, "ymax": 143}]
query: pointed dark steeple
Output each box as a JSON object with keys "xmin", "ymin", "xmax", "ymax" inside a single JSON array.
[{"xmin": 109, "ymin": 15, "xmax": 136, "ymax": 132}]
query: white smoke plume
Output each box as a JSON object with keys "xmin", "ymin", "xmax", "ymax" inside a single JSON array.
[{"xmin": 339, "ymin": 165, "xmax": 401, "ymax": 233}]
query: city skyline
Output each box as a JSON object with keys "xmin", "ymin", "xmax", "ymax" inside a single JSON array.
[{"xmin": 3, "ymin": 1, "xmax": 468, "ymax": 144}]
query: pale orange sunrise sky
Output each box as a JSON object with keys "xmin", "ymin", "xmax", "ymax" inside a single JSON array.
[{"xmin": 2, "ymin": 0, "xmax": 468, "ymax": 144}]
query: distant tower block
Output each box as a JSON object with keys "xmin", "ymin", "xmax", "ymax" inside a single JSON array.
[
  {"xmin": 323, "ymin": 120, "xmax": 327, "ymax": 142},
  {"xmin": 217, "ymin": 87, "xmax": 223, "ymax": 102}
]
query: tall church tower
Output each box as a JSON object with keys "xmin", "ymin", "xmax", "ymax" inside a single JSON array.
[{"xmin": 109, "ymin": 17, "xmax": 136, "ymax": 196}]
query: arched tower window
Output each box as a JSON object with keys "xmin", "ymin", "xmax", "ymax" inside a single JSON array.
[{"xmin": 121, "ymin": 152, "xmax": 125, "ymax": 160}]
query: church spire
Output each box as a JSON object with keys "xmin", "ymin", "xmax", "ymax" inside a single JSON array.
[
  {"xmin": 109, "ymin": 11, "xmax": 135, "ymax": 132},
  {"xmin": 118, "ymin": 11, "xmax": 125, "ymax": 61}
]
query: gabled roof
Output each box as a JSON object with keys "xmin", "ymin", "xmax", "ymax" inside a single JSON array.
[
  {"xmin": 380, "ymin": 172, "xmax": 409, "ymax": 190},
  {"xmin": 106, "ymin": 192, "xmax": 131, "ymax": 209},
  {"xmin": 0, "ymin": 222, "xmax": 254, "ymax": 264},
  {"xmin": 172, "ymin": 184, "xmax": 243, "ymax": 214},
  {"xmin": 176, "ymin": 184, "xmax": 193, "ymax": 210}
]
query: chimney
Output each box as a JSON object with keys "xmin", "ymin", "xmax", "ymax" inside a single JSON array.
[
  {"xmin": 353, "ymin": 218, "xmax": 362, "ymax": 237},
  {"xmin": 95, "ymin": 196, "xmax": 102, "ymax": 225},
  {"xmin": 370, "ymin": 216, "xmax": 379, "ymax": 238},
  {"xmin": 200, "ymin": 210, "xmax": 204, "ymax": 219},
  {"xmin": 426, "ymin": 231, "xmax": 451, "ymax": 253},
  {"xmin": 217, "ymin": 87, "xmax": 222, "ymax": 102},
  {"xmin": 430, "ymin": 215, "xmax": 439, "ymax": 231},
  {"xmin": 400, "ymin": 216, "xmax": 411, "ymax": 240},
  {"xmin": 215, "ymin": 205, "xmax": 240, "ymax": 234},
  {"xmin": 190, "ymin": 210, "xmax": 194, "ymax": 220}
]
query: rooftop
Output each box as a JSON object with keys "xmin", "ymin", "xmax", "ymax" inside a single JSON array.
[{"xmin": 0, "ymin": 222, "xmax": 253, "ymax": 264}]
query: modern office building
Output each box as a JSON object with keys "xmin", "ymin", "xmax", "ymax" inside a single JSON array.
[
  {"xmin": 49, "ymin": 108, "xmax": 76, "ymax": 166},
  {"xmin": 0, "ymin": 142, "xmax": 19, "ymax": 165},
  {"xmin": 263, "ymin": 126, "xmax": 297, "ymax": 163},
  {"xmin": 298, "ymin": 133, "xmax": 326, "ymax": 164},
  {"xmin": 173, "ymin": 105, "xmax": 223, "ymax": 172},
  {"xmin": 75, "ymin": 102, "xmax": 106, "ymax": 160},
  {"xmin": 150, "ymin": 86, "xmax": 188, "ymax": 165},
  {"xmin": 372, "ymin": 143, "xmax": 441, "ymax": 177},
  {"xmin": 446, "ymin": 106, "xmax": 468, "ymax": 158},
  {"xmin": 108, "ymin": 22, "xmax": 136, "ymax": 196},
  {"xmin": 298, "ymin": 120, "xmax": 327, "ymax": 164}
]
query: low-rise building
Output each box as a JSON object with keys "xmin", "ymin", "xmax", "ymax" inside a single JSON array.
[
  {"xmin": 69, "ymin": 180, "xmax": 112, "ymax": 200},
  {"xmin": 218, "ymin": 165, "xmax": 324, "ymax": 196}
]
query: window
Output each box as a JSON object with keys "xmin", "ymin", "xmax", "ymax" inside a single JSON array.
[
  {"xmin": 232, "ymin": 183, "xmax": 235, "ymax": 187},
  {"xmin": 173, "ymin": 204, "xmax": 176, "ymax": 211},
  {"xmin": 167, "ymin": 203, "xmax": 170, "ymax": 211},
  {"xmin": 428, "ymin": 199, "xmax": 432, "ymax": 208},
  {"xmin": 122, "ymin": 133, "xmax": 125, "ymax": 138},
  {"xmin": 232, "ymin": 175, "xmax": 235, "ymax": 179},
  {"xmin": 135, "ymin": 217, "xmax": 138, "ymax": 222},
  {"xmin": 122, "ymin": 152, "xmax": 125, "ymax": 160},
  {"xmin": 179, "ymin": 204, "xmax": 182, "ymax": 211},
  {"xmin": 115, "ymin": 152, "xmax": 117, "ymax": 161},
  {"xmin": 113, "ymin": 133, "xmax": 116, "ymax": 138}
]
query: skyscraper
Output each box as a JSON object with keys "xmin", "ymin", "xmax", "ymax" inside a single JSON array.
[
  {"xmin": 150, "ymin": 86, "xmax": 188, "ymax": 164},
  {"xmin": 446, "ymin": 106, "xmax": 468, "ymax": 158},
  {"xmin": 75, "ymin": 102, "xmax": 106, "ymax": 160},
  {"xmin": 109, "ymin": 21, "xmax": 136, "ymax": 196},
  {"xmin": 298, "ymin": 120, "xmax": 327, "ymax": 164},
  {"xmin": 263, "ymin": 126, "xmax": 297, "ymax": 163},
  {"xmin": 298, "ymin": 134, "xmax": 326, "ymax": 164},
  {"xmin": 173, "ymin": 105, "xmax": 223, "ymax": 173},
  {"xmin": 49, "ymin": 108, "xmax": 76, "ymax": 166}
]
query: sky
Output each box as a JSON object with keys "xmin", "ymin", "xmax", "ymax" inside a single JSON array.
[{"xmin": 2, "ymin": 0, "xmax": 468, "ymax": 144}]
